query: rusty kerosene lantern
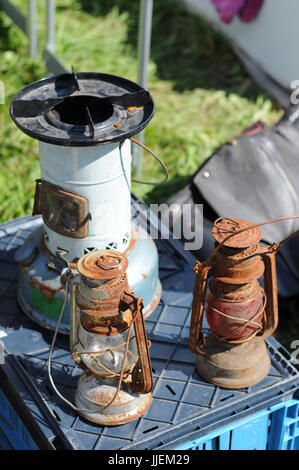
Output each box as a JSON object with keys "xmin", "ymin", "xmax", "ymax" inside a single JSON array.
[
  {"xmin": 50, "ymin": 249, "xmax": 153, "ymax": 425},
  {"xmin": 189, "ymin": 217, "xmax": 279, "ymax": 389}
]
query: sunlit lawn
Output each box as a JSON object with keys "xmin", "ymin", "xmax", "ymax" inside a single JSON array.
[{"xmin": 0, "ymin": 1, "xmax": 297, "ymax": 350}]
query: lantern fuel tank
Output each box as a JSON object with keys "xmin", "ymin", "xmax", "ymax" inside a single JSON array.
[{"xmin": 68, "ymin": 249, "xmax": 153, "ymax": 425}]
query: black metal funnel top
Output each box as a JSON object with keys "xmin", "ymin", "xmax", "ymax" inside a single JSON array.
[{"xmin": 10, "ymin": 72, "xmax": 155, "ymax": 146}]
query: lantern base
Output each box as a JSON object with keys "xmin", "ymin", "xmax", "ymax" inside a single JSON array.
[
  {"xmin": 195, "ymin": 334, "xmax": 271, "ymax": 389},
  {"xmin": 74, "ymin": 373, "xmax": 152, "ymax": 425}
]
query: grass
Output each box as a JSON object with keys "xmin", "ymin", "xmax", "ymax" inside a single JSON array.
[{"xmin": 1, "ymin": 2, "xmax": 295, "ymax": 350}]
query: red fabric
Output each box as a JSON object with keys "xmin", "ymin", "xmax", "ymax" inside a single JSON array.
[{"xmin": 211, "ymin": 0, "xmax": 264, "ymax": 24}]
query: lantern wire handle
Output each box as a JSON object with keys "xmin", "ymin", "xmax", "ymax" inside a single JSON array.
[
  {"xmin": 206, "ymin": 288, "xmax": 267, "ymax": 344},
  {"xmin": 191, "ymin": 214, "xmax": 299, "ymax": 352},
  {"xmin": 47, "ymin": 277, "xmax": 134, "ymax": 414}
]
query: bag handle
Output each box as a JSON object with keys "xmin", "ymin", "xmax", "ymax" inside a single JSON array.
[{"xmin": 130, "ymin": 137, "xmax": 169, "ymax": 185}]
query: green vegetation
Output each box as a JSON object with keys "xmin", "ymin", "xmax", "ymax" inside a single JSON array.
[{"xmin": 0, "ymin": 0, "xmax": 281, "ymax": 222}]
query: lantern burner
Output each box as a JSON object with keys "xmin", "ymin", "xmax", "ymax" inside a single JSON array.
[
  {"xmin": 212, "ymin": 218, "xmax": 262, "ymax": 248},
  {"xmin": 10, "ymin": 72, "xmax": 154, "ymax": 146},
  {"xmin": 49, "ymin": 95, "xmax": 115, "ymax": 127}
]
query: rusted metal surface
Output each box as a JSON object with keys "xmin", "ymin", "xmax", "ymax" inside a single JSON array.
[
  {"xmin": 25, "ymin": 268, "xmax": 62, "ymax": 297},
  {"xmin": 189, "ymin": 217, "xmax": 279, "ymax": 388},
  {"xmin": 77, "ymin": 273, "xmax": 129, "ymax": 318},
  {"xmin": 77, "ymin": 250, "xmax": 128, "ymax": 280},
  {"xmin": 205, "ymin": 286, "xmax": 264, "ymax": 341},
  {"xmin": 189, "ymin": 263, "xmax": 211, "ymax": 355},
  {"xmin": 125, "ymin": 295, "xmax": 153, "ymax": 395},
  {"xmin": 259, "ymin": 247, "xmax": 279, "ymax": 339},
  {"xmin": 143, "ymin": 287, "xmax": 161, "ymax": 320},
  {"xmin": 81, "ymin": 311, "xmax": 132, "ymax": 336},
  {"xmin": 76, "ymin": 250, "xmax": 131, "ymax": 317}
]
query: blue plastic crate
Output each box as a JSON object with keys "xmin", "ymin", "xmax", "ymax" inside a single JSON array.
[
  {"xmin": 175, "ymin": 399, "xmax": 299, "ymax": 450},
  {"xmin": 0, "ymin": 207, "xmax": 298, "ymax": 450},
  {"xmin": 0, "ymin": 353, "xmax": 76, "ymax": 450},
  {"xmin": 268, "ymin": 399, "xmax": 299, "ymax": 449}
]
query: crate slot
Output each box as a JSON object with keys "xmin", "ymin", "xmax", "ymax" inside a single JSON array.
[
  {"xmin": 143, "ymin": 426, "xmax": 159, "ymax": 434},
  {"xmin": 52, "ymin": 409, "xmax": 61, "ymax": 422},
  {"xmin": 166, "ymin": 385, "xmax": 176, "ymax": 396}
]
